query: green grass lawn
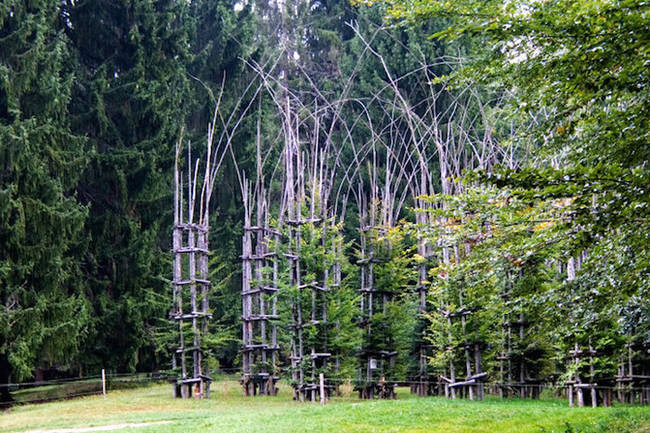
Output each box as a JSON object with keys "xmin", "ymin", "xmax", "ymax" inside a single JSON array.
[{"xmin": 1, "ymin": 381, "xmax": 648, "ymax": 433}]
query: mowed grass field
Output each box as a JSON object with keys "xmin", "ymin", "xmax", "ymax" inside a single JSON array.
[{"xmin": 1, "ymin": 381, "xmax": 649, "ymax": 433}]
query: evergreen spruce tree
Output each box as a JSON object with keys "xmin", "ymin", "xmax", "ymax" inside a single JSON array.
[
  {"xmin": 64, "ymin": 0, "xmax": 192, "ymax": 373},
  {"xmin": 0, "ymin": 0, "xmax": 89, "ymax": 397}
]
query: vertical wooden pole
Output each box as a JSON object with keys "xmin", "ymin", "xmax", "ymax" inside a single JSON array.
[
  {"xmin": 101, "ymin": 369, "xmax": 106, "ymax": 399},
  {"xmin": 241, "ymin": 183, "xmax": 252, "ymax": 396},
  {"xmin": 320, "ymin": 373, "xmax": 326, "ymax": 405},
  {"xmin": 519, "ymin": 313, "xmax": 526, "ymax": 399},
  {"xmin": 447, "ymin": 312, "xmax": 456, "ymax": 400},
  {"xmin": 575, "ymin": 343, "xmax": 584, "ymax": 407},
  {"xmin": 589, "ymin": 341, "xmax": 597, "ymax": 407},
  {"xmin": 414, "ymin": 190, "xmax": 429, "ymax": 397},
  {"xmin": 474, "ymin": 343, "xmax": 484, "ymax": 400},
  {"xmin": 198, "ymin": 225, "xmax": 210, "ymax": 398}
]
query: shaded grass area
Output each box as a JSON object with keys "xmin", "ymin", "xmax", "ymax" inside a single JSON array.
[
  {"xmin": 7, "ymin": 375, "xmax": 168, "ymax": 405},
  {"xmin": 1, "ymin": 382, "xmax": 648, "ymax": 433}
]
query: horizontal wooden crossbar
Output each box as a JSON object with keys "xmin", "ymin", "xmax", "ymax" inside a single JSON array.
[
  {"xmin": 173, "ymin": 279, "xmax": 211, "ymax": 286},
  {"xmin": 173, "ymin": 247, "xmax": 209, "ymax": 254},
  {"xmin": 172, "ymin": 312, "xmax": 212, "ymax": 320},
  {"xmin": 174, "ymin": 223, "xmax": 208, "ymax": 232},
  {"xmin": 241, "ymin": 286, "xmax": 279, "ymax": 296}
]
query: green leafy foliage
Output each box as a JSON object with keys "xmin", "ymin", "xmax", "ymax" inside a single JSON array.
[{"xmin": 377, "ymin": 0, "xmax": 650, "ymax": 387}]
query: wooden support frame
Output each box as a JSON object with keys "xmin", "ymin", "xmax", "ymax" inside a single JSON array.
[
  {"xmin": 434, "ymin": 235, "xmax": 486, "ymax": 401},
  {"xmin": 615, "ymin": 341, "xmax": 650, "ymax": 405},
  {"xmin": 171, "ymin": 135, "xmax": 214, "ymax": 399},
  {"xmin": 410, "ymin": 180, "xmax": 437, "ymax": 397},
  {"xmin": 241, "ymin": 181, "xmax": 280, "ymax": 396},
  {"xmin": 283, "ymin": 142, "xmax": 334, "ymax": 403},
  {"xmin": 567, "ymin": 343, "xmax": 599, "ymax": 407},
  {"xmin": 171, "ymin": 79, "xmax": 259, "ymax": 398},
  {"xmin": 357, "ymin": 197, "xmax": 398, "ymax": 400},
  {"xmin": 497, "ymin": 270, "xmax": 541, "ymax": 400}
]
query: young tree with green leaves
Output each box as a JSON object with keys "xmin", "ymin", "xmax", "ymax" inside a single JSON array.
[{"xmin": 377, "ymin": 0, "xmax": 650, "ymax": 404}]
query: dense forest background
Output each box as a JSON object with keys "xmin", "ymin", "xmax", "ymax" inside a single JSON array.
[{"xmin": 1, "ymin": 0, "xmax": 648, "ymax": 399}]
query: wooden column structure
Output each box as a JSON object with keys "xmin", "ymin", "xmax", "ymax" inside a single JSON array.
[
  {"xmin": 440, "ymin": 303, "xmax": 485, "ymax": 399},
  {"xmin": 568, "ymin": 338, "xmax": 650, "ymax": 407},
  {"xmin": 279, "ymin": 103, "xmax": 337, "ymax": 402},
  {"xmin": 616, "ymin": 341, "xmax": 650, "ymax": 405},
  {"xmin": 286, "ymin": 216, "xmax": 333, "ymax": 402},
  {"xmin": 564, "ymin": 254, "xmax": 611, "ymax": 407},
  {"xmin": 410, "ymin": 178, "xmax": 436, "ymax": 396},
  {"xmin": 567, "ymin": 343, "xmax": 598, "ymax": 407},
  {"xmin": 497, "ymin": 270, "xmax": 541, "ymax": 399},
  {"xmin": 171, "ymin": 139, "xmax": 213, "ymax": 399},
  {"xmin": 248, "ymin": 51, "xmax": 349, "ymax": 399},
  {"xmin": 436, "ymin": 239, "xmax": 485, "ymax": 401},
  {"xmin": 357, "ymin": 193, "xmax": 397, "ymax": 400},
  {"xmin": 171, "ymin": 222, "xmax": 212, "ymax": 398},
  {"xmin": 170, "ymin": 91, "xmax": 251, "ymax": 398},
  {"xmin": 241, "ymin": 180, "xmax": 280, "ymax": 396}
]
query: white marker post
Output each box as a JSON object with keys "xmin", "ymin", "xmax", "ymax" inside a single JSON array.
[
  {"xmin": 101, "ymin": 369, "xmax": 106, "ymax": 399},
  {"xmin": 319, "ymin": 373, "xmax": 325, "ymax": 405}
]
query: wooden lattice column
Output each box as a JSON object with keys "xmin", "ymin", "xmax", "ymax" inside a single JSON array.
[
  {"xmin": 301, "ymin": 217, "xmax": 333, "ymax": 402},
  {"xmin": 306, "ymin": 209, "xmax": 339, "ymax": 402},
  {"xmin": 616, "ymin": 341, "xmax": 650, "ymax": 405},
  {"xmin": 497, "ymin": 272, "xmax": 511, "ymax": 399},
  {"xmin": 241, "ymin": 181, "xmax": 280, "ymax": 396},
  {"xmin": 284, "ymin": 138, "xmax": 304, "ymax": 401},
  {"xmin": 358, "ymin": 197, "xmax": 397, "ymax": 400},
  {"xmin": 169, "ymin": 86, "xmax": 255, "ymax": 399},
  {"xmin": 287, "ymin": 217, "xmax": 305, "ymax": 401},
  {"xmin": 410, "ymin": 193, "xmax": 436, "ymax": 396},
  {"xmin": 567, "ymin": 343, "xmax": 598, "ymax": 407},
  {"xmin": 286, "ymin": 219, "xmax": 333, "ymax": 401},
  {"xmin": 171, "ymin": 141, "xmax": 213, "ymax": 399},
  {"xmin": 501, "ymin": 315, "xmax": 536, "ymax": 399},
  {"xmin": 438, "ymin": 243, "xmax": 486, "ymax": 401},
  {"xmin": 286, "ymin": 213, "xmax": 333, "ymax": 402},
  {"xmin": 282, "ymin": 131, "xmax": 335, "ymax": 402},
  {"xmin": 497, "ymin": 270, "xmax": 541, "ymax": 399},
  {"xmin": 249, "ymin": 55, "xmax": 346, "ymax": 400},
  {"xmin": 441, "ymin": 308, "xmax": 485, "ymax": 400},
  {"xmin": 564, "ymin": 255, "xmax": 611, "ymax": 407}
]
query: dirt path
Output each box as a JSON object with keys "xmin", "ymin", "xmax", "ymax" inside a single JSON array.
[{"xmin": 22, "ymin": 421, "xmax": 173, "ymax": 433}]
